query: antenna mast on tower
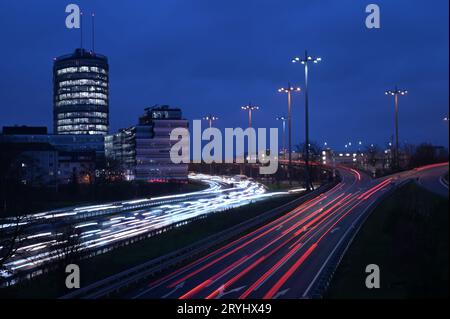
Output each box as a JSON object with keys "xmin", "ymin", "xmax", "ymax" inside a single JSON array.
[
  {"xmin": 92, "ymin": 12, "xmax": 95, "ymax": 52},
  {"xmin": 80, "ymin": 11, "xmax": 84, "ymax": 49}
]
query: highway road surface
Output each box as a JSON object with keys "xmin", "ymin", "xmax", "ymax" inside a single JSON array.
[
  {"xmin": 129, "ymin": 164, "xmax": 448, "ymax": 299},
  {"xmin": 0, "ymin": 174, "xmax": 287, "ymax": 283},
  {"xmin": 415, "ymin": 163, "xmax": 449, "ymax": 197}
]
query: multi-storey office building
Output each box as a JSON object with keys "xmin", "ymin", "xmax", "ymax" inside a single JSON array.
[
  {"xmin": 105, "ymin": 128, "xmax": 136, "ymax": 180},
  {"xmin": 53, "ymin": 48, "xmax": 109, "ymax": 135},
  {"xmin": 105, "ymin": 105, "xmax": 189, "ymax": 182}
]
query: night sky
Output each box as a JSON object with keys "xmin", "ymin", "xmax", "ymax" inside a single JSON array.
[{"xmin": 0, "ymin": 0, "xmax": 448, "ymax": 150}]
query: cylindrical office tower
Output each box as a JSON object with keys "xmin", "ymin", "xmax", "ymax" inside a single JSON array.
[{"xmin": 53, "ymin": 48, "xmax": 109, "ymax": 135}]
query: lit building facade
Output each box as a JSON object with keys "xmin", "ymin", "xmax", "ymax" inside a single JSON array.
[
  {"xmin": 105, "ymin": 128, "xmax": 136, "ymax": 180},
  {"xmin": 105, "ymin": 105, "xmax": 189, "ymax": 182},
  {"xmin": 53, "ymin": 48, "xmax": 109, "ymax": 135}
]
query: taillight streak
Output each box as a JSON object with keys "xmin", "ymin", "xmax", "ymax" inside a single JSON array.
[
  {"xmin": 292, "ymin": 193, "xmax": 354, "ymax": 236},
  {"xmin": 147, "ymin": 192, "xmax": 328, "ymax": 290},
  {"xmin": 239, "ymin": 241, "xmax": 305, "ymax": 299},
  {"xmin": 175, "ymin": 191, "xmax": 355, "ymax": 297},
  {"xmin": 289, "ymin": 194, "xmax": 360, "ymax": 248},
  {"xmin": 357, "ymin": 178, "xmax": 392, "ymax": 200},
  {"xmin": 262, "ymin": 179, "xmax": 392, "ymax": 298},
  {"xmin": 179, "ymin": 256, "xmax": 248, "ymax": 299},
  {"xmin": 262, "ymin": 243, "xmax": 318, "ymax": 299},
  {"xmin": 167, "ymin": 192, "xmax": 329, "ymax": 288},
  {"xmin": 282, "ymin": 193, "xmax": 347, "ymax": 236}
]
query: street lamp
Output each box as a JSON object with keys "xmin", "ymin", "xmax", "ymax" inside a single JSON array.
[
  {"xmin": 385, "ymin": 86, "xmax": 408, "ymax": 169},
  {"xmin": 292, "ymin": 51, "xmax": 321, "ymax": 190},
  {"xmin": 278, "ymin": 84, "xmax": 301, "ymax": 179},
  {"xmin": 241, "ymin": 104, "xmax": 259, "ymax": 167},
  {"xmin": 241, "ymin": 103, "xmax": 259, "ymax": 128},
  {"xmin": 202, "ymin": 114, "xmax": 219, "ymax": 128},
  {"xmin": 276, "ymin": 116, "xmax": 287, "ymax": 159}
]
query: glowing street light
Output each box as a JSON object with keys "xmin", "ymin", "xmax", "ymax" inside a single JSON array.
[
  {"xmin": 202, "ymin": 114, "xmax": 219, "ymax": 128},
  {"xmin": 385, "ymin": 86, "xmax": 408, "ymax": 169},
  {"xmin": 241, "ymin": 103, "xmax": 259, "ymax": 128},
  {"xmin": 278, "ymin": 84, "xmax": 301, "ymax": 178},
  {"xmin": 292, "ymin": 51, "xmax": 321, "ymax": 190},
  {"xmin": 241, "ymin": 104, "xmax": 259, "ymax": 168},
  {"xmin": 276, "ymin": 116, "xmax": 287, "ymax": 159}
]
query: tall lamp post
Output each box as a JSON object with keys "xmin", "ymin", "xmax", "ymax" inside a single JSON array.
[
  {"xmin": 241, "ymin": 103, "xmax": 259, "ymax": 128},
  {"xmin": 292, "ymin": 51, "xmax": 321, "ymax": 190},
  {"xmin": 278, "ymin": 84, "xmax": 301, "ymax": 182},
  {"xmin": 385, "ymin": 86, "xmax": 408, "ymax": 169},
  {"xmin": 202, "ymin": 114, "xmax": 219, "ymax": 128},
  {"xmin": 241, "ymin": 104, "xmax": 259, "ymax": 174},
  {"xmin": 202, "ymin": 115, "xmax": 219, "ymax": 174},
  {"xmin": 276, "ymin": 116, "xmax": 287, "ymax": 159}
]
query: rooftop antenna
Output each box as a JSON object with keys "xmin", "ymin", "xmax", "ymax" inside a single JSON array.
[
  {"xmin": 91, "ymin": 12, "xmax": 95, "ymax": 53},
  {"xmin": 80, "ymin": 10, "xmax": 84, "ymax": 50}
]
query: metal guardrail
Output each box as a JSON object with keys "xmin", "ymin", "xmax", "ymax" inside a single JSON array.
[
  {"xmin": 306, "ymin": 178, "xmax": 412, "ymax": 298},
  {"xmin": 61, "ymin": 181, "xmax": 339, "ymax": 299}
]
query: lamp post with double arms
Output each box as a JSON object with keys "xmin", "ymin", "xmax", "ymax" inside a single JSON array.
[
  {"xmin": 292, "ymin": 51, "xmax": 321, "ymax": 190},
  {"xmin": 278, "ymin": 84, "xmax": 301, "ymax": 182},
  {"xmin": 202, "ymin": 114, "xmax": 219, "ymax": 128},
  {"xmin": 385, "ymin": 86, "xmax": 408, "ymax": 169},
  {"xmin": 241, "ymin": 103, "xmax": 259, "ymax": 128}
]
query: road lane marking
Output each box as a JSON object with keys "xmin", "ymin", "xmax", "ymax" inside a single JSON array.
[
  {"xmin": 162, "ymin": 281, "xmax": 185, "ymax": 299},
  {"xmin": 274, "ymin": 288, "xmax": 290, "ymax": 299}
]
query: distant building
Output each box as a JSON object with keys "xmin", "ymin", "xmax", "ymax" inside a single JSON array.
[
  {"xmin": 1, "ymin": 126, "xmax": 104, "ymax": 184},
  {"xmin": 105, "ymin": 128, "xmax": 135, "ymax": 180},
  {"xmin": 321, "ymin": 148, "xmax": 334, "ymax": 166},
  {"xmin": 334, "ymin": 151, "xmax": 362, "ymax": 166},
  {"xmin": 106, "ymin": 105, "xmax": 189, "ymax": 182},
  {"xmin": 57, "ymin": 150, "xmax": 97, "ymax": 184},
  {"xmin": 53, "ymin": 48, "xmax": 109, "ymax": 135},
  {"xmin": 0, "ymin": 142, "xmax": 58, "ymax": 187}
]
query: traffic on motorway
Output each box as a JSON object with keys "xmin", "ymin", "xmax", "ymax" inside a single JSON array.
[
  {"xmin": 126, "ymin": 164, "xmax": 447, "ymax": 299},
  {"xmin": 0, "ymin": 174, "xmax": 289, "ymax": 284}
]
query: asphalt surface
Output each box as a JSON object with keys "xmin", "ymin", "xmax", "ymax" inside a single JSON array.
[
  {"xmin": 415, "ymin": 163, "xmax": 449, "ymax": 197},
  {"xmin": 129, "ymin": 163, "xmax": 449, "ymax": 299},
  {"xmin": 1, "ymin": 174, "xmax": 287, "ymax": 281}
]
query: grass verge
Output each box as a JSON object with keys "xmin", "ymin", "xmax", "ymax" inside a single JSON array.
[{"xmin": 326, "ymin": 182, "xmax": 449, "ymax": 299}]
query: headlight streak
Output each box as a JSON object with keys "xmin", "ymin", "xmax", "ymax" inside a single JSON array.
[
  {"xmin": 1, "ymin": 174, "xmax": 292, "ymax": 280},
  {"xmin": 161, "ymin": 175, "xmax": 392, "ymax": 299}
]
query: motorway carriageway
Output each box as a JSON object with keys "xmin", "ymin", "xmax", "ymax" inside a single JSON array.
[
  {"xmin": 129, "ymin": 164, "xmax": 448, "ymax": 299},
  {"xmin": 0, "ymin": 174, "xmax": 289, "ymax": 282}
]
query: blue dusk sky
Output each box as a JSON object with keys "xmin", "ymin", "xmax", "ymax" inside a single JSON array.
[{"xmin": 0, "ymin": 0, "xmax": 448, "ymax": 150}]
